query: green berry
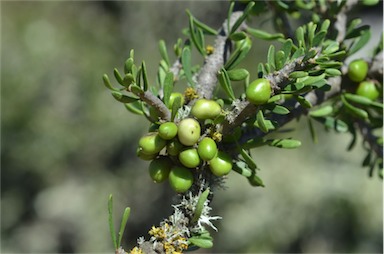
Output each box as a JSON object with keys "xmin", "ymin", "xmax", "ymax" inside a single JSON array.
[
  {"xmin": 356, "ymin": 81, "xmax": 380, "ymax": 101},
  {"xmin": 158, "ymin": 122, "xmax": 178, "ymax": 140},
  {"xmin": 209, "ymin": 151, "xmax": 233, "ymax": 176},
  {"xmin": 137, "ymin": 148, "xmax": 158, "ymax": 161},
  {"xmin": 191, "ymin": 99, "xmax": 222, "ymax": 120},
  {"xmin": 178, "ymin": 148, "xmax": 201, "ymax": 168},
  {"xmin": 348, "ymin": 59, "xmax": 368, "ymax": 82},
  {"xmin": 197, "ymin": 137, "xmax": 218, "ymax": 161},
  {"xmin": 138, "ymin": 132, "xmax": 166, "ymax": 155},
  {"xmin": 246, "ymin": 78, "xmax": 271, "ymax": 105},
  {"xmin": 169, "ymin": 166, "xmax": 194, "ymax": 193},
  {"xmin": 148, "ymin": 157, "xmax": 173, "ymax": 183},
  {"xmin": 177, "ymin": 118, "xmax": 201, "ymax": 146},
  {"xmin": 362, "ymin": 0, "xmax": 379, "ymax": 6},
  {"xmin": 166, "ymin": 138, "xmax": 184, "ymax": 156}
]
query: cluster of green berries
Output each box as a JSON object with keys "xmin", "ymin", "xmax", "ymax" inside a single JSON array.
[
  {"xmin": 137, "ymin": 96, "xmax": 233, "ymax": 193},
  {"xmin": 348, "ymin": 59, "xmax": 380, "ymax": 101}
]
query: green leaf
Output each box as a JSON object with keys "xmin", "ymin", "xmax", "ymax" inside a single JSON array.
[
  {"xmin": 309, "ymin": 105, "xmax": 333, "ymax": 117},
  {"xmin": 186, "ymin": 10, "xmax": 217, "ymax": 36},
  {"xmin": 344, "ymin": 93, "xmax": 383, "ymax": 108},
  {"xmin": 307, "ymin": 22, "xmax": 317, "ymax": 48},
  {"xmin": 281, "ymin": 39, "xmax": 293, "ymax": 60},
  {"xmin": 341, "ymin": 95, "xmax": 369, "ymax": 119},
  {"xmin": 189, "ymin": 235, "xmax": 213, "ymax": 249},
  {"xmin": 240, "ymin": 149, "xmax": 258, "ymax": 170},
  {"xmin": 295, "ymin": 95, "xmax": 312, "ymax": 108},
  {"xmin": 347, "ymin": 126, "xmax": 357, "ymax": 151},
  {"xmin": 163, "ymin": 72, "xmax": 174, "ymax": 108},
  {"xmin": 345, "ymin": 25, "xmax": 370, "ymax": 39},
  {"xmin": 129, "ymin": 84, "xmax": 144, "ymax": 95},
  {"xmin": 113, "ymin": 68, "xmax": 124, "ymax": 86},
  {"xmin": 267, "ymin": 94, "xmax": 284, "ymax": 103},
  {"xmin": 124, "ymin": 58, "xmax": 134, "ymax": 74},
  {"xmin": 233, "ymin": 160, "xmax": 253, "ymax": 177},
  {"xmin": 117, "ymin": 207, "xmax": 131, "ymax": 247},
  {"xmin": 325, "ymin": 68, "xmax": 342, "ymax": 77},
  {"xmin": 362, "ymin": 152, "xmax": 372, "ymax": 167},
  {"xmin": 181, "ymin": 47, "xmax": 195, "ymax": 87},
  {"xmin": 158, "ymin": 40, "xmax": 170, "ymax": 66},
  {"xmin": 187, "ymin": 12, "xmax": 205, "ymax": 56},
  {"xmin": 346, "ymin": 19, "xmax": 362, "ymax": 37},
  {"xmin": 321, "ymin": 117, "xmax": 349, "ymax": 132},
  {"xmin": 248, "ymin": 172, "xmax": 265, "ymax": 187},
  {"xmin": 295, "ymin": 26, "xmax": 305, "ymax": 48},
  {"xmin": 242, "ymin": 137, "xmax": 266, "ymax": 150},
  {"xmin": 229, "ymin": 32, "xmax": 247, "ymax": 41},
  {"xmin": 111, "ymin": 91, "xmax": 139, "ymax": 104},
  {"xmin": 141, "ymin": 62, "xmax": 149, "ymax": 91},
  {"xmin": 267, "ymin": 138, "xmax": 302, "ymax": 149},
  {"xmin": 302, "ymin": 48, "xmax": 318, "ymax": 62},
  {"xmin": 103, "ymin": 74, "xmax": 119, "ymax": 91},
  {"xmin": 312, "ymin": 30, "xmax": 326, "ymax": 47},
  {"xmin": 275, "ymin": 50, "xmax": 286, "ymax": 70},
  {"xmin": 291, "ymin": 47, "xmax": 305, "ymax": 59},
  {"xmin": 227, "ymin": 68, "xmax": 249, "ymax": 81},
  {"xmin": 227, "ymin": 1, "xmax": 235, "ymax": 34},
  {"xmin": 218, "ymin": 68, "xmax": 236, "ymax": 100},
  {"xmin": 320, "ymin": 19, "xmax": 330, "ymax": 32},
  {"xmin": 307, "ymin": 117, "xmax": 318, "ymax": 143},
  {"xmin": 108, "ymin": 194, "xmax": 117, "ymax": 249},
  {"xmin": 267, "ymin": 45, "xmax": 276, "ymax": 70},
  {"xmin": 323, "ymin": 41, "xmax": 339, "ymax": 55},
  {"xmin": 230, "ymin": 1, "xmax": 255, "ymax": 35},
  {"xmin": 298, "ymin": 73, "xmax": 326, "ymax": 86},
  {"xmin": 271, "ymin": 105, "xmax": 290, "ymax": 115},
  {"xmin": 157, "ymin": 62, "xmax": 167, "ymax": 88},
  {"xmin": 225, "ymin": 37, "xmax": 252, "ymax": 70},
  {"xmin": 257, "ymin": 63, "xmax": 267, "ymax": 77},
  {"xmin": 289, "ymin": 71, "xmax": 308, "ymax": 79},
  {"xmin": 191, "ymin": 188, "xmax": 210, "ymax": 224},
  {"xmin": 348, "ymin": 29, "xmax": 371, "ymax": 55},
  {"xmin": 174, "ymin": 38, "xmax": 183, "ymax": 57},
  {"xmin": 125, "ymin": 101, "xmax": 144, "ymax": 115},
  {"xmin": 122, "ymin": 73, "xmax": 135, "ymax": 88},
  {"xmin": 316, "ymin": 60, "xmax": 343, "ymax": 68},
  {"xmin": 171, "ymin": 96, "xmax": 182, "ymax": 121},
  {"xmin": 246, "ymin": 27, "xmax": 284, "ymax": 40},
  {"xmin": 256, "ymin": 110, "xmax": 268, "ymax": 133}
]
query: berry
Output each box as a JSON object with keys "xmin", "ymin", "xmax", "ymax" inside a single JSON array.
[
  {"xmin": 209, "ymin": 151, "xmax": 233, "ymax": 176},
  {"xmin": 137, "ymin": 148, "xmax": 158, "ymax": 161},
  {"xmin": 191, "ymin": 99, "xmax": 221, "ymax": 120},
  {"xmin": 356, "ymin": 81, "xmax": 380, "ymax": 101},
  {"xmin": 148, "ymin": 157, "xmax": 173, "ymax": 183},
  {"xmin": 246, "ymin": 78, "xmax": 271, "ymax": 105},
  {"xmin": 197, "ymin": 137, "xmax": 218, "ymax": 161},
  {"xmin": 348, "ymin": 59, "xmax": 368, "ymax": 82},
  {"xmin": 138, "ymin": 132, "xmax": 166, "ymax": 155},
  {"xmin": 177, "ymin": 118, "xmax": 201, "ymax": 146},
  {"xmin": 158, "ymin": 122, "xmax": 178, "ymax": 140},
  {"xmin": 166, "ymin": 138, "xmax": 184, "ymax": 156},
  {"xmin": 169, "ymin": 166, "xmax": 194, "ymax": 193},
  {"xmin": 178, "ymin": 148, "xmax": 201, "ymax": 168}
]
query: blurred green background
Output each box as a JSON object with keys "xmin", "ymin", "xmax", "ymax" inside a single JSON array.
[{"xmin": 1, "ymin": 1, "xmax": 382, "ymax": 253}]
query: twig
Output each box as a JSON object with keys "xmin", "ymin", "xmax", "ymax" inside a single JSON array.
[{"xmin": 195, "ymin": 11, "xmax": 245, "ymax": 99}]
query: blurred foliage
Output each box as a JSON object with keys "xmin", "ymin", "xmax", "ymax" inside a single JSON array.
[{"xmin": 1, "ymin": 1, "xmax": 382, "ymax": 253}]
